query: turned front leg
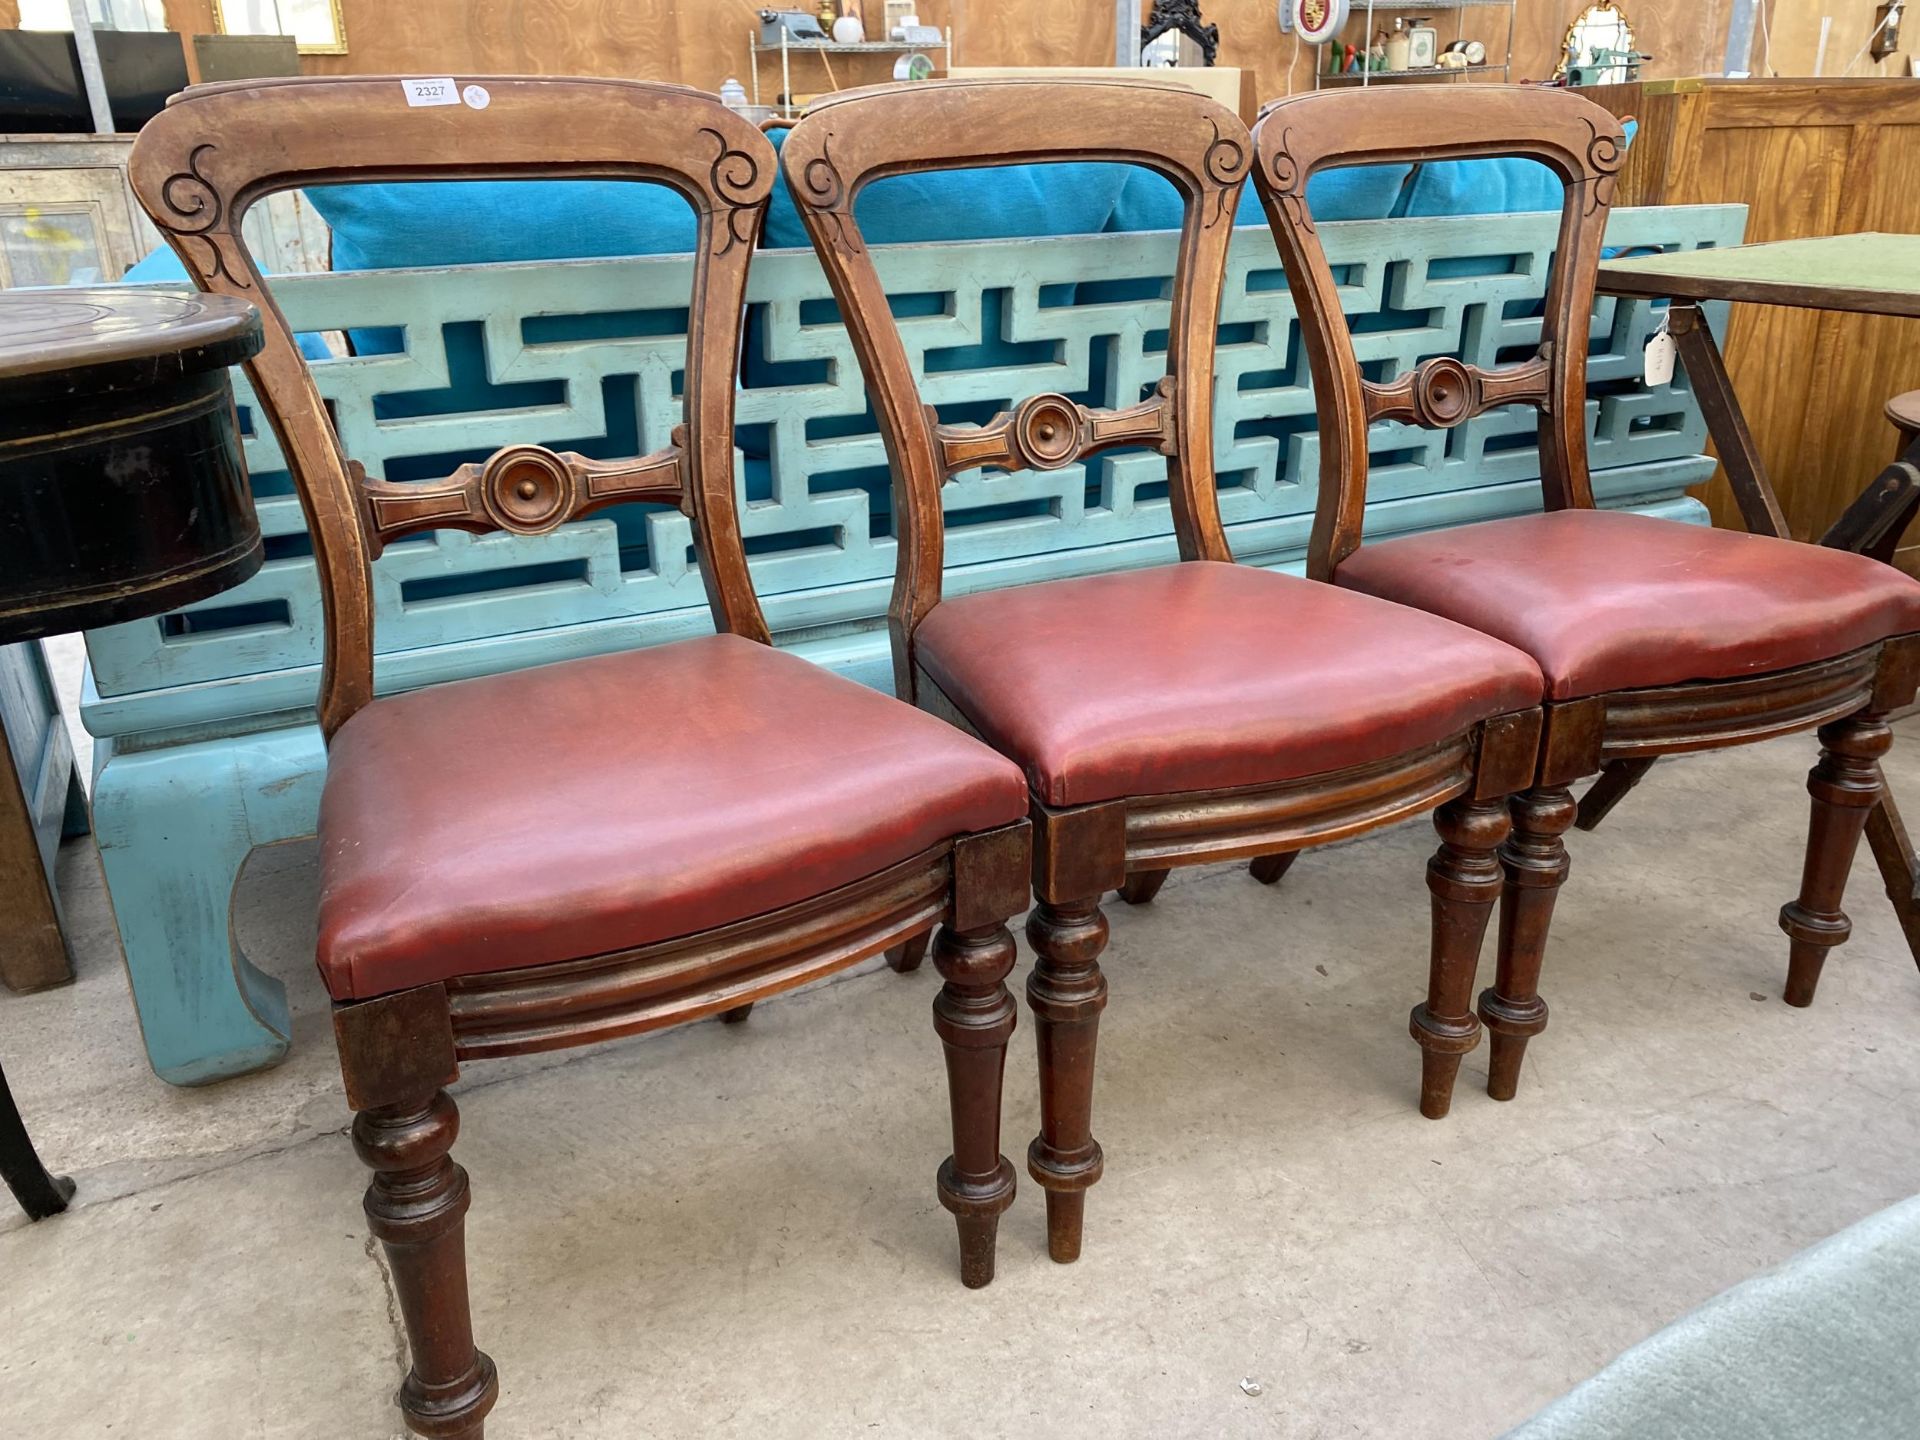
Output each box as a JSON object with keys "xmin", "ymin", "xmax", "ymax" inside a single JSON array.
[
  {"xmin": 1414, "ymin": 798, "xmax": 1509, "ymax": 1119},
  {"xmin": 1026, "ymin": 897, "xmax": 1109, "ymax": 1263},
  {"xmin": 355, "ymin": 1091, "xmax": 498, "ymax": 1440},
  {"xmin": 1480, "ymin": 785, "xmax": 1574, "ymax": 1102},
  {"xmin": 931, "ymin": 921, "xmax": 1020, "ymax": 1288},
  {"xmin": 1781, "ymin": 713, "xmax": 1891, "ymax": 1006}
]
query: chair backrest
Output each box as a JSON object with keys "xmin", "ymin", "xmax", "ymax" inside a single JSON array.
[
  {"xmin": 129, "ymin": 76, "xmax": 776, "ymax": 740},
  {"xmin": 780, "ymin": 78, "xmax": 1250, "ymax": 699},
  {"xmin": 1250, "ymin": 87, "xmax": 1625, "ymax": 579}
]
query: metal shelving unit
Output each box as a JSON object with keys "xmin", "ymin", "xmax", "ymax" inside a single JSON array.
[
  {"xmin": 749, "ymin": 30, "xmax": 954, "ymax": 117},
  {"xmin": 1314, "ymin": 0, "xmax": 1517, "ymax": 89}
]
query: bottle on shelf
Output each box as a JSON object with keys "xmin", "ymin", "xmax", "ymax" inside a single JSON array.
[{"xmin": 1386, "ymin": 19, "xmax": 1412, "ymax": 73}]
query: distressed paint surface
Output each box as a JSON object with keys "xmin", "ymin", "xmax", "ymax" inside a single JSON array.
[{"xmin": 79, "ymin": 205, "xmax": 1747, "ymax": 1083}]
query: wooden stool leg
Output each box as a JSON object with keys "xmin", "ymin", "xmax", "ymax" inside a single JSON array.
[
  {"xmin": 1414, "ymin": 798, "xmax": 1508, "ymax": 1119},
  {"xmin": 355, "ymin": 1091, "xmax": 498, "ymax": 1440},
  {"xmin": 1248, "ymin": 850, "xmax": 1299, "ymax": 886},
  {"xmin": 0, "ymin": 742, "xmax": 74, "ymax": 994},
  {"xmin": 886, "ymin": 930, "xmax": 931, "ymax": 972},
  {"xmin": 1480, "ymin": 786, "xmax": 1574, "ymax": 1102},
  {"xmin": 931, "ymin": 920, "xmax": 1019, "ymax": 1288},
  {"xmin": 1025, "ymin": 897, "xmax": 1109, "ymax": 1263},
  {"xmin": 1781, "ymin": 714, "xmax": 1891, "ymax": 1007},
  {"xmin": 1115, "ymin": 869, "xmax": 1169, "ymax": 905},
  {"xmin": 0, "ymin": 1058, "xmax": 74, "ymax": 1220}
]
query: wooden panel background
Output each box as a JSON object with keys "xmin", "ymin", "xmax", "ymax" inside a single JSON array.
[
  {"xmin": 5, "ymin": 3, "xmax": 1908, "ymax": 93},
  {"xmin": 1592, "ymin": 79, "xmax": 1920, "ymax": 566},
  {"xmin": 1766, "ymin": 0, "xmax": 1911, "ymax": 78},
  {"xmin": 4, "ymin": 2, "xmax": 1739, "ymax": 101}
]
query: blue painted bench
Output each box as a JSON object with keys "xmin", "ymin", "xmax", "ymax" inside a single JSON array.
[{"xmin": 89, "ymin": 203, "xmax": 1746, "ymax": 1084}]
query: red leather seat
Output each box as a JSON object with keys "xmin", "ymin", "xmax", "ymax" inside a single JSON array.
[
  {"xmin": 912, "ymin": 561, "xmax": 1543, "ymax": 808},
  {"xmin": 1335, "ymin": 509, "xmax": 1920, "ymax": 702},
  {"xmin": 317, "ymin": 635, "xmax": 1030, "ymax": 1000}
]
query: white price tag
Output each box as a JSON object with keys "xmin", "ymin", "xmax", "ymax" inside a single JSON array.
[
  {"xmin": 1643, "ymin": 318, "xmax": 1676, "ymax": 387},
  {"xmin": 402, "ymin": 78, "xmax": 460, "ymax": 108}
]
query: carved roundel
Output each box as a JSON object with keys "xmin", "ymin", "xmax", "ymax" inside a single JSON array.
[
  {"xmin": 1010, "ymin": 394, "xmax": 1083, "ymax": 471},
  {"xmin": 1411, "ymin": 357, "xmax": 1478, "ymax": 429},
  {"xmin": 481, "ymin": 446, "xmax": 573, "ymax": 533}
]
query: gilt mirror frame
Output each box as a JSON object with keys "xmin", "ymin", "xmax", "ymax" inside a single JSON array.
[{"xmin": 212, "ymin": 0, "xmax": 348, "ymax": 56}]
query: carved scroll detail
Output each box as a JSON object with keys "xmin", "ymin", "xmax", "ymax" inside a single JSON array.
[
  {"xmin": 1583, "ymin": 117, "xmax": 1624, "ymax": 216},
  {"xmin": 357, "ymin": 436, "xmax": 688, "ymax": 555},
  {"xmin": 1201, "ymin": 117, "xmax": 1250, "ymax": 228},
  {"xmin": 1364, "ymin": 350, "xmax": 1555, "ymax": 429},
  {"xmin": 701, "ymin": 125, "xmax": 765, "ymax": 256},
  {"xmin": 933, "ymin": 379, "xmax": 1176, "ymax": 478},
  {"xmin": 1263, "ymin": 127, "xmax": 1313, "ymax": 235},
  {"xmin": 156, "ymin": 143, "xmax": 252, "ymax": 290},
  {"xmin": 795, "ymin": 134, "xmax": 860, "ymax": 252}
]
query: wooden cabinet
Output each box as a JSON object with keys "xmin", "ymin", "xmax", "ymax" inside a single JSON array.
[{"xmin": 1588, "ymin": 78, "xmax": 1920, "ymax": 569}]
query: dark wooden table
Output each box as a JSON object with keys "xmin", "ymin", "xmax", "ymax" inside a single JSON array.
[
  {"xmin": 0, "ymin": 287, "xmax": 262, "ymax": 1220},
  {"xmin": 1594, "ymin": 235, "xmax": 1920, "ymax": 965}
]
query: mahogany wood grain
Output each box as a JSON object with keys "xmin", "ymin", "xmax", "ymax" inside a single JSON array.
[
  {"xmin": 1417, "ymin": 798, "xmax": 1509, "ymax": 1120},
  {"xmin": 933, "ymin": 915, "xmax": 1022, "ymax": 1287},
  {"xmin": 784, "ymin": 78, "xmax": 1245, "ymax": 698},
  {"xmin": 133, "ymin": 76, "xmax": 1037, "ymax": 1434},
  {"xmin": 131, "ymin": 76, "xmax": 774, "ymax": 741},
  {"xmin": 1025, "ymin": 897, "xmax": 1107, "ymax": 1263},
  {"xmin": 1782, "ymin": 713, "xmax": 1891, "ymax": 1006},
  {"xmin": 1254, "ymin": 84, "xmax": 1920, "ymax": 1109},
  {"xmin": 1481, "ymin": 785, "xmax": 1574, "ymax": 1102},
  {"xmin": 1253, "ymin": 85, "xmax": 1621, "ymax": 578},
  {"xmin": 785, "ymin": 80, "xmax": 1546, "ymax": 1262}
]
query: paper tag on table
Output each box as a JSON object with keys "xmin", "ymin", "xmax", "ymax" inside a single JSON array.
[
  {"xmin": 402, "ymin": 78, "xmax": 460, "ymax": 108},
  {"xmin": 1643, "ymin": 319, "xmax": 1676, "ymax": 387}
]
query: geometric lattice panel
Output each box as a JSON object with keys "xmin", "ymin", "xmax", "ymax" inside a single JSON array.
[{"xmin": 87, "ymin": 203, "xmax": 1745, "ymax": 735}]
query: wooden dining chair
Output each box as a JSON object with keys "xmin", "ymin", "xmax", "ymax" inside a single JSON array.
[
  {"xmin": 1251, "ymin": 86, "xmax": 1920, "ymax": 1114},
  {"xmin": 131, "ymin": 77, "xmax": 1033, "ymax": 1439},
  {"xmin": 783, "ymin": 79, "xmax": 1549, "ymax": 1269}
]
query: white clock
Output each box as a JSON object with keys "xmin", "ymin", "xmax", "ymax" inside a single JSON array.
[{"xmin": 1288, "ymin": 0, "xmax": 1351, "ymax": 46}]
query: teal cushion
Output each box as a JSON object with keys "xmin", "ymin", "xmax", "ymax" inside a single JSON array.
[
  {"xmin": 305, "ymin": 179, "xmax": 698, "ymax": 361},
  {"xmin": 1396, "ymin": 157, "xmax": 1562, "ymax": 218},
  {"xmin": 1397, "ymin": 119, "xmax": 1639, "ymax": 219},
  {"xmin": 305, "ymin": 180, "xmax": 699, "ymax": 270},
  {"xmin": 761, "ymin": 124, "xmax": 1130, "ymax": 249},
  {"xmin": 1104, "ymin": 164, "xmax": 1412, "ymax": 233}
]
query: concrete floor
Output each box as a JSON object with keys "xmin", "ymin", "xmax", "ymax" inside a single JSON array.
[{"xmin": 6, "ymin": 662, "xmax": 1920, "ymax": 1439}]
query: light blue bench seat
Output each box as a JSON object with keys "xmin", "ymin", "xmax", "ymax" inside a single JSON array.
[{"xmin": 1506, "ymin": 1193, "xmax": 1920, "ymax": 1439}]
